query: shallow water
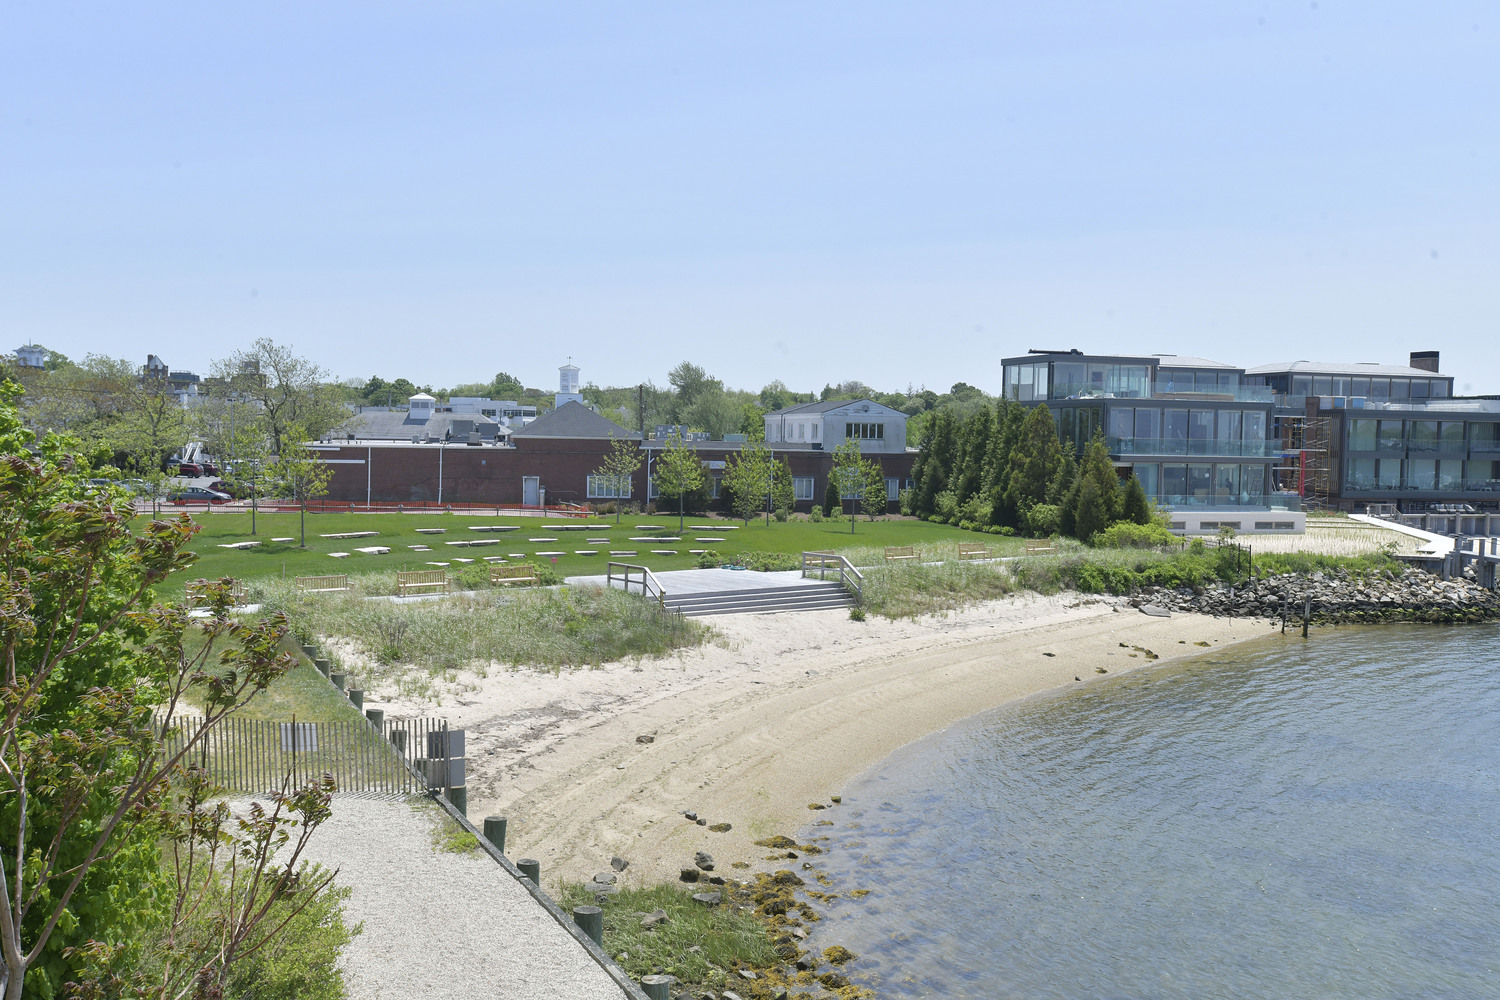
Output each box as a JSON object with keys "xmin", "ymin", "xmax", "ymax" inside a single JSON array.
[{"xmin": 803, "ymin": 624, "xmax": 1500, "ymax": 999}]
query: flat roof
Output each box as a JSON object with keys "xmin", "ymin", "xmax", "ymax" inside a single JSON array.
[
  {"xmin": 1153, "ymin": 354, "xmax": 1241, "ymax": 371},
  {"xmin": 1245, "ymin": 360, "xmax": 1451, "ymax": 379}
]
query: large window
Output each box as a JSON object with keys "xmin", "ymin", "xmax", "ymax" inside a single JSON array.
[
  {"xmin": 1135, "ymin": 408, "xmax": 1160, "ymax": 442},
  {"xmin": 1377, "ymin": 459, "xmax": 1402, "ymax": 489},
  {"xmin": 1348, "ymin": 419, "xmax": 1376, "ymax": 451},
  {"xmin": 885, "ymin": 477, "xmax": 900, "ymax": 501},
  {"xmin": 1243, "ymin": 411, "xmax": 1266, "ymax": 445},
  {"xmin": 1472, "ymin": 424, "xmax": 1500, "ymax": 453},
  {"xmin": 1438, "ymin": 460, "xmax": 1463, "ymax": 490},
  {"xmin": 1161, "ymin": 464, "xmax": 1187, "ymax": 502},
  {"xmin": 1377, "ymin": 420, "xmax": 1404, "ymax": 452},
  {"xmin": 586, "ymin": 474, "xmax": 632, "ymax": 499},
  {"xmin": 1164, "ymin": 409, "xmax": 1189, "ymax": 445},
  {"xmin": 1349, "ymin": 458, "xmax": 1376, "ymax": 489},
  {"xmin": 1439, "ymin": 422, "xmax": 1466, "ymax": 452},
  {"xmin": 793, "ymin": 477, "xmax": 815, "ymax": 501},
  {"xmin": 1214, "ymin": 463, "xmax": 1240, "ymax": 502},
  {"xmin": 1241, "ymin": 464, "xmax": 1266, "ymax": 500},
  {"xmin": 1407, "ymin": 460, "xmax": 1436, "ymax": 490},
  {"xmin": 1408, "ymin": 421, "xmax": 1438, "ymax": 452},
  {"xmin": 1188, "ymin": 464, "xmax": 1212, "ymax": 499},
  {"xmin": 845, "ymin": 422, "xmax": 884, "ymax": 440}
]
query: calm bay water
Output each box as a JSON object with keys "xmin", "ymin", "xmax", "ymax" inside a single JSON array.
[{"xmin": 803, "ymin": 625, "xmax": 1500, "ymax": 999}]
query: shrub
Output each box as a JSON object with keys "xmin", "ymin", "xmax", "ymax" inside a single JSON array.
[
  {"xmin": 1093, "ymin": 521, "xmax": 1177, "ymax": 549},
  {"xmin": 773, "ymin": 503, "xmax": 791, "ymax": 522},
  {"xmin": 729, "ymin": 551, "xmax": 801, "ymax": 572},
  {"xmin": 696, "ymin": 550, "xmax": 720, "ymax": 568},
  {"xmin": 933, "ymin": 490, "xmax": 959, "ymax": 524},
  {"xmin": 898, "ymin": 487, "xmax": 915, "ymax": 516},
  {"xmin": 809, "ymin": 505, "xmax": 824, "ymax": 523},
  {"xmin": 823, "ymin": 481, "xmax": 840, "ymax": 517},
  {"xmin": 1025, "ymin": 503, "xmax": 1062, "ymax": 537}
]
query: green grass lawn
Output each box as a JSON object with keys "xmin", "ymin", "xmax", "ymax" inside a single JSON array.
[{"xmin": 144, "ymin": 509, "xmax": 1005, "ymax": 599}]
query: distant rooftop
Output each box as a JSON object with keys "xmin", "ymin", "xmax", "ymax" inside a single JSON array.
[
  {"xmin": 1154, "ymin": 354, "xmax": 1240, "ymax": 370},
  {"xmin": 1245, "ymin": 360, "xmax": 1449, "ymax": 379}
]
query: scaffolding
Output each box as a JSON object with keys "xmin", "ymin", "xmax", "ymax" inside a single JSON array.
[{"xmin": 1298, "ymin": 413, "xmax": 1334, "ymax": 510}]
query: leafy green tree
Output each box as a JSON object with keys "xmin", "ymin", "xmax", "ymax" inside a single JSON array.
[
  {"xmin": 680, "ymin": 387, "xmax": 740, "ymax": 439},
  {"xmin": 861, "ymin": 460, "xmax": 887, "ymax": 521},
  {"xmin": 770, "ymin": 458, "xmax": 796, "ymax": 518},
  {"xmin": 722, "ymin": 439, "xmax": 775, "ymax": 524},
  {"xmin": 211, "ymin": 340, "xmax": 344, "ymax": 454},
  {"xmin": 490, "ymin": 372, "xmax": 525, "ymax": 398},
  {"xmin": 592, "ymin": 434, "xmax": 643, "ymax": 524},
  {"xmin": 0, "ymin": 380, "xmax": 336, "ymax": 998},
  {"xmin": 830, "ymin": 438, "xmax": 866, "ymax": 533},
  {"xmin": 268, "ymin": 429, "xmax": 333, "ymax": 547},
  {"xmin": 666, "ymin": 362, "xmax": 721, "ymax": 421},
  {"xmin": 910, "ymin": 408, "xmax": 957, "ymax": 516},
  {"xmin": 651, "ymin": 430, "xmax": 706, "ymax": 531}
]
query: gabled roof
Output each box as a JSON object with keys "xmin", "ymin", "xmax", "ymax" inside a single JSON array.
[
  {"xmin": 770, "ymin": 398, "xmax": 900, "ymax": 416},
  {"xmin": 1244, "ymin": 360, "xmax": 1450, "ymax": 379},
  {"xmin": 510, "ymin": 400, "xmax": 637, "ymax": 439},
  {"xmin": 334, "ymin": 409, "xmax": 504, "ymax": 442}
]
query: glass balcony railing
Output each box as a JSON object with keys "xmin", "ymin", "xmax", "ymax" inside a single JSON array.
[
  {"xmin": 1107, "ymin": 437, "xmax": 1279, "ymax": 458},
  {"xmin": 1051, "ymin": 382, "xmax": 1273, "ymax": 403},
  {"xmin": 1149, "ymin": 494, "xmax": 1277, "ymax": 508},
  {"xmin": 1343, "ymin": 480, "xmax": 1500, "ymax": 494}
]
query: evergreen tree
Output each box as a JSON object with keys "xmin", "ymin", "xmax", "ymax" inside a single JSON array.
[
  {"xmin": 912, "ymin": 408, "xmax": 956, "ymax": 515},
  {"xmin": 1067, "ymin": 430, "xmax": 1122, "ymax": 541},
  {"xmin": 952, "ymin": 406, "xmax": 993, "ymax": 503},
  {"xmin": 1121, "ymin": 472, "xmax": 1152, "ymax": 525},
  {"xmin": 823, "ymin": 479, "xmax": 840, "ymax": 517},
  {"xmin": 1003, "ymin": 404, "xmax": 1064, "ymax": 525}
]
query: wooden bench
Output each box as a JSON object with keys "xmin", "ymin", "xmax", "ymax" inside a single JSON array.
[
  {"xmin": 885, "ymin": 545, "xmax": 918, "ymax": 562},
  {"xmin": 295, "ymin": 574, "xmax": 349, "ymax": 593},
  {"xmin": 957, "ymin": 542, "xmax": 990, "ymax": 560},
  {"xmin": 187, "ymin": 578, "xmax": 247, "ymax": 605},
  {"xmin": 396, "ymin": 570, "xmax": 450, "ymax": 597},
  {"xmin": 1024, "ymin": 539, "xmax": 1057, "ymax": 555},
  {"xmin": 491, "ymin": 564, "xmax": 539, "ymax": 587}
]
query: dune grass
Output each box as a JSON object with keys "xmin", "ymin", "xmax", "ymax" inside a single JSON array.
[{"xmin": 252, "ymin": 579, "xmax": 711, "ymax": 698}]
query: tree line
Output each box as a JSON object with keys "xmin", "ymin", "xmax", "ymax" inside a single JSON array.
[{"xmin": 907, "ymin": 399, "xmax": 1158, "ymax": 541}]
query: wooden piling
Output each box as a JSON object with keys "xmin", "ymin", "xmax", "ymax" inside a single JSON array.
[
  {"xmin": 1302, "ymin": 594, "xmax": 1311, "ymax": 638},
  {"xmin": 348, "ymin": 688, "xmax": 364, "ymax": 710},
  {"xmin": 314, "ymin": 657, "xmax": 330, "ymax": 677},
  {"xmin": 517, "ymin": 858, "xmax": 540, "ymax": 885},
  {"xmin": 330, "ymin": 672, "xmax": 346, "ymax": 692},
  {"xmin": 640, "ymin": 975, "xmax": 674, "ymax": 999},
  {"xmin": 483, "ymin": 815, "xmax": 507, "ymax": 854},
  {"xmin": 573, "ymin": 905, "xmax": 603, "ymax": 947}
]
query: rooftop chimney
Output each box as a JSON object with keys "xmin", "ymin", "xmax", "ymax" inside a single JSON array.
[{"xmin": 1409, "ymin": 351, "xmax": 1440, "ymax": 373}]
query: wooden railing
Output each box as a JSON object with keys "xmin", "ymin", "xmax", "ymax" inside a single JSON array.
[
  {"xmin": 801, "ymin": 551, "xmax": 863, "ymax": 602},
  {"xmin": 607, "ymin": 561, "xmax": 669, "ymax": 610}
]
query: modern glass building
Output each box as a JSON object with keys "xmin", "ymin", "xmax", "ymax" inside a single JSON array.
[
  {"xmin": 1002, "ymin": 350, "xmax": 1293, "ymax": 533},
  {"xmin": 1244, "ymin": 357, "xmax": 1499, "ymax": 513}
]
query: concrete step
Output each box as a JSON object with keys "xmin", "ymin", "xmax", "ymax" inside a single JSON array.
[{"xmin": 665, "ymin": 583, "xmax": 854, "ymax": 617}]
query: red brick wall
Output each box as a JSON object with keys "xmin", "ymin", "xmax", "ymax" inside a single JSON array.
[{"xmin": 320, "ymin": 440, "xmax": 915, "ymax": 511}]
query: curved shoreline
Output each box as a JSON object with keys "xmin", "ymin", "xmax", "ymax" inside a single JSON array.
[{"xmin": 371, "ymin": 593, "xmax": 1281, "ymax": 887}]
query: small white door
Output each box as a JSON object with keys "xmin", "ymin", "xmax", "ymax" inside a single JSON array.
[{"xmin": 522, "ymin": 476, "xmax": 540, "ymax": 506}]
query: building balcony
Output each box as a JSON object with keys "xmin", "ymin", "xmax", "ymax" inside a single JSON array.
[
  {"xmin": 1107, "ymin": 437, "xmax": 1279, "ymax": 458},
  {"xmin": 1049, "ymin": 382, "xmax": 1273, "ymax": 403}
]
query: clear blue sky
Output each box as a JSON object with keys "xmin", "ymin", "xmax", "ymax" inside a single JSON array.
[{"xmin": 3, "ymin": 2, "xmax": 1496, "ymax": 395}]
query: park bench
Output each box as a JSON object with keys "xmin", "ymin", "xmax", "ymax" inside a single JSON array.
[
  {"xmin": 884, "ymin": 545, "xmax": 918, "ymax": 562},
  {"xmin": 957, "ymin": 542, "xmax": 990, "ymax": 560},
  {"xmin": 295, "ymin": 574, "xmax": 349, "ymax": 593},
  {"xmin": 186, "ymin": 578, "xmax": 247, "ymax": 605},
  {"xmin": 1024, "ymin": 539, "xmax": 1057, "ymax": 555},
  {"xmin": 491, "ymin": 564, "xmax": 539, "ymax": 587},
  {"xmin": 396, "ymin": 570, "xmax": 450, "ymax": 597}
]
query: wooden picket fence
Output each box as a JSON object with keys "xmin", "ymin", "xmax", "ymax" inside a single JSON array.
[{"xmin": 156, "ymin": 715, "xmax": 454, "ymax": 797}]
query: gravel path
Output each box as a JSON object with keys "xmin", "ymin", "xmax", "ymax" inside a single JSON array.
[{"xmin": 293, "ymin": 797, "xmax": 628, "ymax": 1000}]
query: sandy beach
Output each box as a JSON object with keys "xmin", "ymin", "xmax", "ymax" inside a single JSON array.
[{"xmin": 362, "ymin": 593, "xmax": 1278, "ymax": 888}]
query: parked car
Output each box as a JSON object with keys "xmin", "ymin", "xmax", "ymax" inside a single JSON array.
[
  {"xmin": 168, "ymin": 486, "xmax": 232, "ymax": 505},
  {"xmin": 177, "ymin": 462, "xmax": 203, "ymax": 477},
  {"xmin": 210, "ymin": 479, "xmax": 257, "ymax": 499},
  {"xmin": 200, "ymin": 462, "xmax": 220, "ymax": 476}
]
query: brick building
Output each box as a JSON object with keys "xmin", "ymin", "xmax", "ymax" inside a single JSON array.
[{"xmin": 317, "ymin": 400, "xmax": 916, "ymax": 511}]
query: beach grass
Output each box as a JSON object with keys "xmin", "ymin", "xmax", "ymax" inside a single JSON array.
[{"xmin": 252, "ymin": 580, "xmax": 711, "ymax": 695}]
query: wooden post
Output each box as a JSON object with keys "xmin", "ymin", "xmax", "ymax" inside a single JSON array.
[
  {"xmin": 314, "ymin": 658, "xmax": 330, "ymax": 677},
  {"xmin": 365, "ymin": 708, "xmax": 384, "ymax": 728},
  {"xmin": 390, "ymin": 728, "xmax": 407, "ymax": 754},
  {"xmin": 447, "ymin": 785, "xmax": 467, "ymax": 816},
  {"xmin": 330, "ymin": 672, "xmax": 346, "ymax": 692},
  {"xmin": 1302, "ymin": 594, "xmax": 1311, "ymax": 638},
  {"xmin": 302, "ymin": 643, "xmax": 317, "ymax": 658},
  {"xmin": 483, "ymin": 815, "xmax": 507, "ymax": 854},
  {"xmin": 348, "ymin": 688, "xmax": 364, "ymax": 710},
  {"xmin": 517, "ymin": 858, "xmax": 540, "ymax": 885},
  {"xmin": 640, "ymin": 975, "xmax": 674, "ymax": 999},
  {"xmin": 573, "ymin": 905, "xmax": 603, "ymax": 947}
]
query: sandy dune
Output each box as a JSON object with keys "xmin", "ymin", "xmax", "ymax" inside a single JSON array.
[{"xmin": 360, "ymin": 593, "xmax": 1278, "ymax": 889}]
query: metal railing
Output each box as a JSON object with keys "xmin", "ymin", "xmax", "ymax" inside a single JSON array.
[
  {"xmin": 607, "ymin": 561, "xmax": 669, "ymax": 610},
  {"xmin": 1106, "ymin": 437, "xmax": 1279, "ymax": 458},
  {"xmin": 154, "ymin": 714, "xmax": 453, "ymax": 796},
  {"xmin": 801, "ymin": 551, "xmax": 863, "ymax": 601}
]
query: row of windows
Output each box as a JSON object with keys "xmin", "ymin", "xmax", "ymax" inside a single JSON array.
[
  {"xmin": 628, "ymin": 476, "xmax": 904, "ymax": 502},
  {"xmin": 1132, "ymin": 463, "xmax": 1270, "ymax": 506},
  {"xmin": 1346, "ymin": 459, "xmax": 1500, "ymax": 492},
  {"xmin": 1347, "ymin": 419, "xmax": 1500, "ymax": 453},
  {"xmin": 845, "ymin": 422, "xmax": 885, "ymax": 440},
  {"xmin": 1105, "ymin": 406, "xmax": 1268, "ymax": 453},
  {"xmin": 1256, "ymin": 374, "xmax": 1452, "ymax": 401}
]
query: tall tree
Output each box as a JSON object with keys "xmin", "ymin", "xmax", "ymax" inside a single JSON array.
[
  {"xmin": 268, "ymin": 427, "xmax": 333, "ymax": 547},
  {"xmin": 666, "ymin": 362, "xmax": 721, "ymax": 421},
  {"xmin": 592, "ymin": 434, "xmax": 644, "ymax": 524},
  {"xmin": 651, "ymin": 430, "xmax": 706, "ymax": 531},
  {"xmin": 1068, "ymin": 430, "xmax": 1122, "ymax": 541},
  {"xmin": 861, "ymin": 459, "xmax": 888, "ymax": 521},
  {"xmin": 212, "ymin": 340, "xmax": 344, "ymax": 454},
  {"xmin": 1003, "ymin": 404, "xmax": 1065, "ymax": 526},
  {"xmin": 680, "ymin": 386, "xmax": 740, "ymax": 439},
  {"xmin": 830, "ymin": 437, "xmax": 866, "ymax": 533},
  {"xmin": 722, "ymin": 438, "xmax": 776, "ymax": 524}
]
